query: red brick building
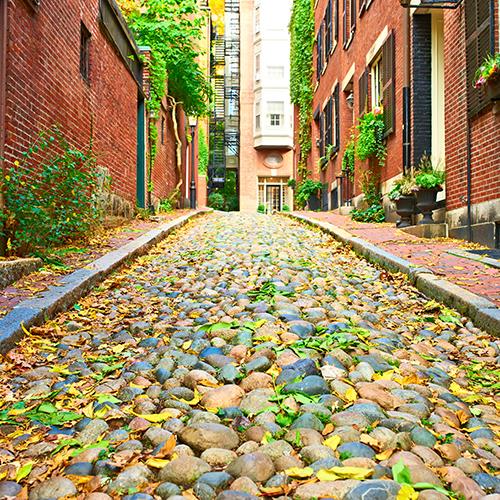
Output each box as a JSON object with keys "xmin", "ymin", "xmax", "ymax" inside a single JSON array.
[
  {"xmin": 0, "ymin": 0, "xmax": 188, "ymax": 215},
  {"xmin": 303, "ymin": 0, "xmax": 499, "ymax": 246}
]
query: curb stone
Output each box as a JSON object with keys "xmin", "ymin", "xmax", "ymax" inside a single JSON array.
[
  {"xmin": 282, "ymin": 212, "xmax": 500, "ymax": 337},
  {"xmin": 0, "ymin": 210, "xmax": 210, "ymax": 353}
]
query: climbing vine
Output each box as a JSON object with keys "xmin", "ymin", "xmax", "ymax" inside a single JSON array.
[
  {"xmin": 198, "ymin": 128, "xmax": 209, "ymax": 176},
  {"xmin": 118, "ymin": 0, "xmax": 211, "ymax": 204},
  {"xmin": 289, "ymin": 0, "xmax": 314, "ymax": 178},
  {"xmin": 355, "ymin": 109, "xmax": 386, "ymax": 167}
]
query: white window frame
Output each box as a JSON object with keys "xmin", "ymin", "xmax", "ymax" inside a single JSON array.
[{"xmin": 370, "ymin": 54, "xmax": 383, "ymax": 108}]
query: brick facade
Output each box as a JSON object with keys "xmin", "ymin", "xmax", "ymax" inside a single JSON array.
[
  {"xmin": 303, "ymin": 0, "xmax": 499, "ymax": 245},
  {"xmin": 1, "ymin": 0, "xmax": 143, "ymax": 209}
]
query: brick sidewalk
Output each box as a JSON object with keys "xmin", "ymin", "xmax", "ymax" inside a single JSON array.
[{"xmin": 300, "ymin": 211, "xmax": 500, "ymax": 307}]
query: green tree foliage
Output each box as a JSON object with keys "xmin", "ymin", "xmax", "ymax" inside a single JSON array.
[
  {"xmin": 198, "ymin": 128, "xmax": 209, "ymax": 175},
  {"xmin": 289, "ymin": 0, "xmax": 314, "ymax": 177}
]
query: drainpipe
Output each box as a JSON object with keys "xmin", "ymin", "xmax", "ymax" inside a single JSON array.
[
  {"xmin": 466, "ymin": 118, "xmax": 472, "ymax": 242},
  {"xmin": 0, "ymin": 0, "xmax": 8, "ymax": 255},
  {"xmin": 402, "ymin": 8, "xmax": 411, "ymax": 174}
]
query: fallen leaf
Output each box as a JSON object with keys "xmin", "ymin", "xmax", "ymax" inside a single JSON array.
[
  {"xmin": 145, "ymin": 458, "xmax": 171, "ymax": 468},
  {"xmin": 284, "ymin": 467, "xmax": 314, "ymax": 478},
  {"xmin": 16, "ymin": 462, "xmax": 34, "ymax": 482},
  {"xmin": 323, "ymin": 435, "xmax": 341, "ymax": 451},
  {"xmin": 132, "ymin": 412, "xmax": 173, "ymax": 423},
  {"xmin": 376, "ymin": 448, "xmax": 395, "ymax": 460}
]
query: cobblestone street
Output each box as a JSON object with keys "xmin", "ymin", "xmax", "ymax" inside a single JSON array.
[{"xmin": 0, "ymin": 213, "xmax": 498, "ymax": 499}]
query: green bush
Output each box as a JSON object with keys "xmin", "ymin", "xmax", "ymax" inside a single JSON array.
[
  {"xmin": 295, "ymin": 179, "xmax": 323, "ymax": 209},
  {"xmin": 159, "ymin": 199, "xmax": 173, "ymax": 212},
  {"xmin": 1, "ymin": 128, "xmax": 101, "ymax": 255},
  {"xmin": 351, "ymin": 204, "xmax": 385, "ymax": 223},
  {"xmin": 257, "ymin": 204, "xmax": 266, "ymax": 214},
  {"xmin": 208, "ymin": 192, "xmax": 225, "ymax": 210},
  {"xmin": 281, "ymin": 205, "xmax": 291, "ymax": 212},
  {"xmin": 356, "ymin": 110, "xmax": 386, "ymax": 166}
]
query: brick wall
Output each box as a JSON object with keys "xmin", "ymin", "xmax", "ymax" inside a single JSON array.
[
  {"xmin": 309, "ymin": 0, "xmax": 404, "ymax": 197},
  {"xmin": 444, "ymin": 4, "xmax": 500, "ymax": 212},
  {"xmin": 2, "ymin": 0, "xmax": 140, "ymax": 205}
]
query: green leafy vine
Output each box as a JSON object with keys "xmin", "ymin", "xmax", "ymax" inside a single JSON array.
[{"xmin": 290, "ymin": 0, "xmax": 314, "ymax": 178}]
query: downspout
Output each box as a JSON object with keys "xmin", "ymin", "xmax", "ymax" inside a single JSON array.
[
  {"xmin": 0, "ymin": 0, "xmax": 8, "ymax": 255},
  {"xmin": 466, "ymin": 118, "xmax": 472, "ymax": 242},
  {"xmin": 402, "ymin": 7, "xmax": 412, "ymax": 174}
]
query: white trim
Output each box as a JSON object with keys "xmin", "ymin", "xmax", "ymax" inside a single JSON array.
[
  {"xmin": 366, "ymin": 26, "xmax": 389, "ymax": 65},
  {"xmin": 342, "ymin": 64, "xmax": 356, "ymax": 91}
]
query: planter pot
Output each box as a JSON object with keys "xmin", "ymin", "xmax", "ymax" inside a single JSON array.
[
  {"xmin": 415, "ymin": 187, "xmax": 441, "ymax": 224},
  {"xmin": 484, "ymin": 78, "xmax": 500, "ymax": 101},
  {"xmin": 307, "ymin": 195, "xmax": 321, "ymax": 211},
  {"xmin": 394, "ymin": 195, "xmax": 416, "ymax": 228}
]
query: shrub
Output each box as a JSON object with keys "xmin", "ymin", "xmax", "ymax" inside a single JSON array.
[
  {"xmin": 295, "ymin": 179, "xmax": 323, "ymax": 209},
  {"xmin": 257, "ymin": 204, "xmax": 266, "ymax": 214},
  {"xmin": 281, "ymin": 205, "xmax": 291, "ymax": 212},
  {"xmin": 1, "ymin": 127, "xmax": 101, "ymax": 255},
  {"xmin": 356, "ymin": 108, "xmax": 386, "ymax": 166},
  {"xmin": 208, "ymin": 192, "xmax": 225, "ymax": 210}
]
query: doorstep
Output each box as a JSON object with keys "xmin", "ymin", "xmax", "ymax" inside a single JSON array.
[{"xmin": 401, "ymin": 223, "xmax": 448, "ymax": 239}]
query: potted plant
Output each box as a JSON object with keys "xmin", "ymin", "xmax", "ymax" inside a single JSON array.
[
  {"xmin": 474, "ymin": 53, "xmax": 500, "ymax": 101},
  {"xmin": 414, "ymin": 155, "xmax": 445, "ymax": 225},
  {"xmin": 295, "ymin": 179, "xmax": 324, "ymax": 210},
  {"xmin": 388, "ymin": 174, "xmax": 417, "ymax": 228}
]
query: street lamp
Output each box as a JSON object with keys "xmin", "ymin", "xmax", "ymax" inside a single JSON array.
[{"xmin": 188, "ymin": 116, "xmax": 198, "ymax": 209}]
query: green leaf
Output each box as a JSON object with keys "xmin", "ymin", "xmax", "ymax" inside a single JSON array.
[
  {"xmin": 197, "ymin": 321, "xmax": 239, "ymax": 333},
  {"xmin": 37, "ymin": 402, "xmax": 57, "ymax": 414},
  {"xmin": 392, "ymin": 460, "xmax": 412, "ymax": 485},
  {"xmin": 16, "ymin": 462, "xmax": 34, "ymax": 481}
]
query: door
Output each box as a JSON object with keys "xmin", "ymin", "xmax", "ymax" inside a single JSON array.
[{"xmin": 266, "ymin": 185, "xmax": 281, "ymax": 212}]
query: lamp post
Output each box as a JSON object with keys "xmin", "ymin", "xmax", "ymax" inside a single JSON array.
[{"xmin": 188, "ymin": 116, "xmax": 198, "ymax": 209}]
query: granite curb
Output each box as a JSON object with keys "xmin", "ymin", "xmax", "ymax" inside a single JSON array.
[
  {"xmin": 283, "ymin": 212, "xmax": 499, "ymax": 337},
  {"xmin": 0, "ymin": 210, "xmax": 210, "ymax": 353}
]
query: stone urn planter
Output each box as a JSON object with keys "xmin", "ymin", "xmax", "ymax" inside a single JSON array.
[
  {"xmin": 485, "ymin": 78, "xmax": 500, "ymax": 101},
  {"xmin": 416, "ymin": 187, "xmax": 442, "ymax": 224},
  {"xmin": 394, "ymin": 195, "xmax": 416, "ymax": 228}
]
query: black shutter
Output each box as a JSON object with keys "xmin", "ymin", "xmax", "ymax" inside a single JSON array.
[
  {"xmin": 326, "ymin": 98, "xmax": 333, "ymax": 146},
  {"xmin": 319, "ymin": 112, "xmax": 325, "ymax": 157},
  {"xmin": 334, "ymin": 85, "xmax": 340, "ymax": 151},
  {"xmin": 358, "ymin": 68, "xmax": 369, "ymax": 116},
  {"xmin": 382, "ymin": 30, "xmax": 395, "ymax": 136},
  {"xmin": 350, "ymin": 0, "xmax": 356, "ymax": 34},
  {"xmin": 334, "ymin": 0, "xmax": 339, "ymax": 42},
  {"xmin": 466, "ymin": 0, "xmax": 493, "ymax": 117},
  {"xmin": 326, "ymin": 0, "xmax": 333, "ymax": 55},
  {"xmin": 316, "ymin": 29, "xmax": 323, "ymax": 80},
  {"xmin": 343, "ymin": 0, "xmax": 347, "ymax": 46}
]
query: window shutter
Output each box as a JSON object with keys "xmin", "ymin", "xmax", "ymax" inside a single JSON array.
[
  {"xmin": 342, "ymin": 0, "xmax": 347, "ymax": 46},
  {"xmin": 316, "ymin": 30, "xmax": 323, "ymax": 80},
  {"xmin": 466, "ymin": 0, "xmax": 492, "ymax": 117},
  {"xmin": 326, "ymin": 0, "xmax": 333, "ymax": 55},
  {"xmin": 334, "ymin": 0, "xmax": 339, "ymax": 42},
  {"xmin": 350, "ymin": 0, "xmax": 356, "ymax": 34},
  {"xmin": 326, "ymin": 98, "xmax": 333, "ymax": 146},
  {"xmin": 382, "ymin": 30, "xmax": 395, "ymax": 136},
  {"xmin": 334, "ymin": 85, "xmax": 340, "ymax": 151},
  {"xmin": 358, "ymin": 68, "xmax": 368, "ymax": 116},
  {"xmin": 319, "ymin": 112, "xmax": 325, "ymax": 157}
]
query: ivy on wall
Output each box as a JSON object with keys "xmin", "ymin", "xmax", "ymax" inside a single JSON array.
[
  {"xmin": 117, "ymin": 0, "xmax": 211, "ymax": 205},
  {"xmin": 289, "ymin": 0, "xmax": 314, "ymax": 178}
]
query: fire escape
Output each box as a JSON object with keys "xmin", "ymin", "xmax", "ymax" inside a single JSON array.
[{"xmin": 208, "ymin": 34, "xmax": 226, "ymax": 189}]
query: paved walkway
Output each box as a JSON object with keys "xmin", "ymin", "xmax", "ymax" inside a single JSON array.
[
  {"xmin": 300, "ymin": 211, "xmax": 500, "ymax": 307},
  {"xmin": 0, "ymin": 213, "xmax": 497, "ymax": 499}
]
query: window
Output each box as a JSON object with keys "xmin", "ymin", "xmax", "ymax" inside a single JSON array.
[
  {"xmin": 322, "ymin": 85, "xmax": 340, "ymax": 155},
  {"xmin": 80, "ymin": 22, "xmax": 91, "ymax": 82},
  {"xmin": 371, "ymin": 55, "xmax": 383, "ymax": 107},
  {"xmin": 358, "ymin": 68, "xmax": 369, "ymax": 115},
  {"xmin": 255, "ymin": 7, "xmax": 260, "ymax": 33},
  {"xmin": 268, "ymin": 66, "xmax": 284, "ymax": 79},
  {"xmin": 325, "ymin": 0, "xmax": 333, "ymax": 56},
  {"xmin": 359, "ymin": 0, "xmax": 367, "ymax": 15},
  {"xmin": 267, "ymin": 101, "xmax": 284, "ymax": 127},
  {"xmin": 255, "ymin": 54, "xmax": 261, "ymax": 81},
  {"xmin": 381, "ymin": 30, "xmax": 395, "ymax": 136},
  {"xmin": 343, "ymin": 0, "xmax": 355, "ymax": 48},
  {"xmin": 349, "ymin": 0, "xmax": 356, "ymax": 34},
  {"xmin": 256, "ymin": 102, "xmax": 261, "ymax": 130},
  {"xmin": 465, "ymin": 0, "xmax": 493, "ymax": 116}
]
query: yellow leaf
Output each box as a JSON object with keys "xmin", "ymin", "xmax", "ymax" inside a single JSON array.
[
  {"xmin": 174, "ymin": 389, "xmax": 201, "ymax": 406},
  {"xmin": 261, "ymin": 432, "xmax": 274, "ymax": 445},
  {"xmin": 132, "ymin": 412, "xmax": 173, "ymax": 423},
  {"xmin": 82, "ymin": 402, "xmax": 94, "ymax": 418},
  {"xmin": 266, "ymin": 365, "xmax": 281, "ymax": 378},
  {"xmin": 146, "ymin": 458, "xmax": 171, "ymax": 468},
  {"xmin": 16, "ymin": 462, "xmax": 34, "ymax": 482},
  {"xmin": 319, "ymin": 467, "xmax": 373, "ymax": 480},
  {"xmin": 397, "ymin": 484, "xmax": 418, "ymax": 500},
  {"xmin": 375, "ymin": 448, "xmax": 395, "ymax": 460},
  {"xmin": 453, "ymin": 266, "xmax": 464, "ymax": 271},
  {"xmin": 284, "ymin": 467, "xmax": 314, "ymax": 479},
  {"xmin": 322, "ymin": 423, "xmax": 334, "ymax": 435},
  {"xmin": 344, "ymin": 387, "xmax": 357, "ymax": 402},
  {"xmin": 373, "ymin": 370, "xmax": 395, "ymax": 381},
  {"xmin": 462, "ymin": 426, "xmax": 484, "ymax": 433},
  {"xmin": 360, "ymin": 434, "xmax": 380, "ymax": 449},
  {"xmin": 449, "ymin": 382, "xmax": 468, "ymax": 396},
  {"xmin": 182, "ymin": 340, "xmax": 192, "ymax": 350},
  {"xmin": 198, "ymin": 379, "xmax": 220, "ymax": 388},
  {"xmin": 112, "ymin": 344, "xmax": 127, "ymax": 353},
  {"xmin": 316, "ymin": 469, "xmax": 340, "ymax": 481},
  {"xmin": 323, "ymin": 435, "xmax": 341, "ymax": 451},
  {"xmin": 129, "ymin": 383, "xmax": 145, "ymax": 389}
]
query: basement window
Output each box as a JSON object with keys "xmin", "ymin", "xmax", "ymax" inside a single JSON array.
[{"xmin": 80, "ymin": 22, "xmax": 91, "ymax": 83}]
